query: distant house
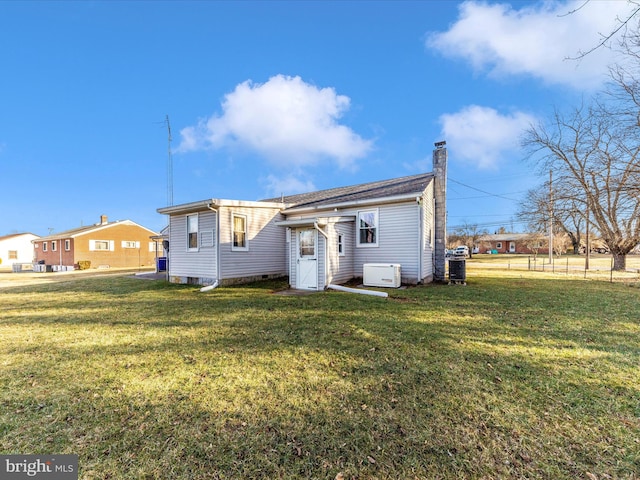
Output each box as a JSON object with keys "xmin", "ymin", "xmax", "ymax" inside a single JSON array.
[
  {"xmin": 157, "ymin": 143, "xmax": 448, "ymax": 289},
  {"xmin": 478, "ymin": 233, "xmax": 550, "ymax": 255},
  {"xmin": 32, "ymin": 215, "xmax": 162, "ymax": 270},
  {"xmin": 0, "ymin": 233, "xmax": 39, "ymax": 267}
]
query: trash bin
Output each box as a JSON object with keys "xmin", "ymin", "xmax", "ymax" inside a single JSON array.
[{"xmin": 157, "ymin": 257, "xmax": 167, "ymax": 272}]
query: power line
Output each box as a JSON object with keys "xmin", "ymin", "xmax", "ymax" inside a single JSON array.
[{"xmin": 448, "ymin": 177, "xmax": 520, "ymax": 201}]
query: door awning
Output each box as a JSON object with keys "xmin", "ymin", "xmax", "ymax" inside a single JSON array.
[{"xmin": 274, "ymin": 218, "xmax": 327, "ymax": 228}]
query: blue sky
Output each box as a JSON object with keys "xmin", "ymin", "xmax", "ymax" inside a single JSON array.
[{"xmin": 1, "ymin": 0, "xmax": 634, "ymax": 237}]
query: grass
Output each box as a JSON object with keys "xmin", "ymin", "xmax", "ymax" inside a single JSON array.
[{"xmin": 1, "ymin": 272, "xmax": 639, "ymax": 479}]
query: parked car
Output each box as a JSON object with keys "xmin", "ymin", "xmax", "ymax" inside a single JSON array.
[
  {"xmin": 445, "ymin": 249, "xmax": 455, "ymax": 258},
  {"xmin": 454, "ymin": 245, "xmax": 469, "ymax": 257}
]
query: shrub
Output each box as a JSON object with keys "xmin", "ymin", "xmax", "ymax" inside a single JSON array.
[{"xmin": 77, "ymin": 260, "xmax": 91, "ymax": 270}]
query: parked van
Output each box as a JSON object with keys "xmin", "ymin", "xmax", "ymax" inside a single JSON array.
[{"xmin": 454, "ymin": 245, "xmax": 469, "ymax": 257}]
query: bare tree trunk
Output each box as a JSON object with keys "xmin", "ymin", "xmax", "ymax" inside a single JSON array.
[{"xmin": 612, "ymin": 251, "xmax": 627, "ymax": 271}]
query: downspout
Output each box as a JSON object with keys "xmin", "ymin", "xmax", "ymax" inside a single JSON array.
[
  {"xmin": 417, "ymin": 196, "xmax": 422, "ymax": 284},
  {"xmin": 314, "ymin": 221, "xmax": 329, "ymax": 289},
  {"xmin": 207, "ymin": 203, "xmax": 220, "ymax": 286}
]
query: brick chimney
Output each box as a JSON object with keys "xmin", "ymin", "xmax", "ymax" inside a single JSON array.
[
  {"xmin": 433, "ymin": 141, "xmax": 447, "ymax": 282},
  {"xmin": 100, "ymin": 215, "xmax": 108, "ymax": 225}
]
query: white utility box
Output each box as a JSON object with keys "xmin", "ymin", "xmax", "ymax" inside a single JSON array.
[{"xmin": 363, "ymin": 263, "xmax": 401, "ymax": 288}]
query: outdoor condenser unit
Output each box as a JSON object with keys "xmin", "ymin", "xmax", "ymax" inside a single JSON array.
[{"xmin": 363, "ymin": 263, "xmax": 401, "ymax": 288}]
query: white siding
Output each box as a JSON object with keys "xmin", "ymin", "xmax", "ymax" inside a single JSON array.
[
  {"xmin": 421, "ymin": 182, "xmax": 435, "ymax": 282},
  {"xmin": 327, "ymin": 222, "xmax": 354, "ymax": 285},
  {"xmin": 285, "ymin": 201, "xmax": 423, "ymax": 284},
  {"xmin": 219, "ymin": 206, "xmax": 287, "ymax": 281},
  {"xmin": 0, "ymin": 234, "xmax": 38, "ymax": 265},
  {"xmin": 288, "ymin": 228, "xmax": 296, "ymax": 288},
  {"xmin": 168, "ymin": 211, "xmax": 217, "ymax": 282},
  {"xmin": 353, "ymin": 203, "xmax": 421, "ymax": 284}
]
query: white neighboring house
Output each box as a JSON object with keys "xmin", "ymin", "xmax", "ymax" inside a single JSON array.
[
  {"xmin": 158, "ymin": 143, "xmax": 449, "ymax": 289},
  {"xmin": 0, "ymin": 233, "xmax": 39, "ymax": 268}
]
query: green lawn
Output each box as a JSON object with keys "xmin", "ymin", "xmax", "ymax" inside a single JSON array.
[{"xmin": 1, "ymin": 273, "xmax": 639, "ymax": 479}]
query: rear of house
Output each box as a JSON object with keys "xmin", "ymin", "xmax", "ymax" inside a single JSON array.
[{"xmin": 158, "ymin": 142, "xmax": 449, "ymax": 289}]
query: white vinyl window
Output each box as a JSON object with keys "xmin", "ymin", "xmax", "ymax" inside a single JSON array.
[
  {"xmin": 43, "ymin": 242, "xmax": 48, "ymax": 252},
  {"xmin": 357, "ymin": 209, "xmax": 378, "ymax": 247},
  {"xmin": 232, "ymin": 214, "xmax": 248, "ymax": 251},
  {"xmin": 187, "ymin": 214, "xmax": 198, "ymax": 251},
  {"xmin": 51, "ymin": 241, "xmax": 57, "ymax": 252},
  {"xmin": 121, "ymin": 241, "xmax": 140, "ymax": 249},
  {"xmin": 338, "ymin": 234, "xmax": 345, "ymax": 256},
  {"xmin": 90, "ymin": 240, "xmax": 113, "ymax": 251},
  {"xmin": 64, "ymin": 239, "xmax": 70, "ymax": 251},
  {"xmin": 496, "ymin": 242, "xmax": 503, "ymax": 249}
]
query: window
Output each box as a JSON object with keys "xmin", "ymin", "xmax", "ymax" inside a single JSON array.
[
  {"xmin": 496, "ymin": 242, "xmax": 503, "ymax": 249},
  {"xmin": 8, "ymin": 250, "xmax": 17, "ymax": 260},
  {"xmin": 299, "ymin": 230, "xmax": 315, "ymax": 257},
  {"xmin": 93, "ymin": 241, "xmax": 110, "ymax": 251},
  {"xmin": 64, "ymin": 239, "xmax": 70, "ymax": 251},
  {"xmin": 43, "ymin": 242, "xmax": 48, "ymax": 252},
  {"xmin": 338, "ymin": 234, "xmax": 344, "ymax": 256},
  {"xmin": 232, "ymin": 214, "xmax": 248, "ymax": 250},
  {"xmin": 149, "ymin": 241, "xmax": 158, "ymax": 252},
  {"xmin": 187, "ymin": 214, "xmax": 198, "ymax": 251},
  {"xmin": 121, "ymin": 241, "xmax": 139, "ymax": 249},
  {"xmin": 51, "ymin": 241, "xmax": 57, "ymax": 252},
  {"xmin": 357, "ymin": 209, "xmax": 378, "ymax": 247}
]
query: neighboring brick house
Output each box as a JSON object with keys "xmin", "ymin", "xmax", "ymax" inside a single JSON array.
[
  {"xmin": 33, "ymin": 215, "xmax": 162, "ymax": 270},
  {"xmin": 0, "ymin": 233, "xmax": 39, "ymax": 267},
  {"xmin": 478, "ymin": 233, "xmax": 550, "ymax": 255}
]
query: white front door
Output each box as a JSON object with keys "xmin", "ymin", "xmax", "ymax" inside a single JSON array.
[
  {"xmin": 509, "ymin": 241, "xmax": 516, "ymax": 253},
  {"xmin": 296, "ymin": 229, "xmax": 317, "ymax": 290}
]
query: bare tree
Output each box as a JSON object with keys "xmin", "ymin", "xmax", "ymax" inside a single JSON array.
[
  {"xmin": 517, "ymin": 183, "xmax": 585, "ymax": 254},
  {"xmin": 453, "ymin": 222, "xmax": 486, "ymax": 258},
  {"xmin": 523, "ymin": 98, "xmax": 640, "ymax": 270},
  {"xmin": 524, "ymin": 232, "xmax": 547, "ymax": 260}
]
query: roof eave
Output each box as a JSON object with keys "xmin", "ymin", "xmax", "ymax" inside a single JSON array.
[{"xmin": 282, "ymin": 192, "xmax": 424, "ymax": 215}]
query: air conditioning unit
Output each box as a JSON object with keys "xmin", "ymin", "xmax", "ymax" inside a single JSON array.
[{"xmin": 363, "ymin": 263, "xmax": 401, "ymax": 288}]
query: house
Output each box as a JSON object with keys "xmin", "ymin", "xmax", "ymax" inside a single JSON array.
[
  {"xmin": 478, "ymin": 233, "xmax": 550, "ymax": 255},
  {"xmin": 32, "ymin": 215, "xmax": 162, "ymax": 270},
  {"xmin": 0, "ymin": 233, "xmax": 39, "ymax": 268},
  {"xmin": 157, "ymin": 143, "xmax": 448, "ymax": 290}
]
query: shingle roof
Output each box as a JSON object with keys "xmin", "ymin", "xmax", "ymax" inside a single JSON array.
[
  {"xmin": 261, "ymin": 172, "xmax": 433, "ymax": 209},
  {"xmin": 35, "ymin": 220, "xmax": 154, "ymax": 242}
]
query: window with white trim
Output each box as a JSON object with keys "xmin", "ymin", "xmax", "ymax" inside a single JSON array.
[
  {"xmin": 496, "ymin": 242, "xmax": 503, "ymax": 249},
  {"xmin": 338, "ymin": 234, "xmax": 345, "ymax": 256},
  {"xmin": 43, "ymin": 242, "xmax": 48, "ymax": 252},
  {"xmin": 8, "ymin": 250, "xmax": 17, "ymax": 260},
  {"xmin": 187, "ymin": 214, "xmax": 198, "ymax": 251},
  {"xmin": 149, "ymin": 241, "xmax": 158, "ymax": 252},
  {"xmin": 90, "ymin": 240, "xmax": 112, "ymax": 251},
  {"xmin": 121, "ymin": 241, "xmax": 140, "ymax": 249},
  {"xmin": 357, "ymin": 209, "xmax": 378, "ymax": 247},
  {"xmin": 51, "ymin": 241, "xmax": 57, "ymax": 252},
  {"xmin": 64, "ymin": 239, "xmax": 70, "ymax": 251},
  {"xmin": 232, "ymin": 214, "xmax": 248, "ymax": 251}
]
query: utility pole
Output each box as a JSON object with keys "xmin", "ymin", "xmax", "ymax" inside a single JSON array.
[
  {"xmin": 585, "ymin": 202, "xmax": 590, "ymax": 270},
  {"xmin": 166, "ymin": 114, "xmax": 174, "ymax": 207},
  {"xmin": 549, "ymin": 169, "xmax": 553, "ymax": 264}
]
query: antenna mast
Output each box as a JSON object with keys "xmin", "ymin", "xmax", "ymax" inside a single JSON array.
[{"xmin": 166, "ymin": 114, "xmax": 174, "ymax": 207}]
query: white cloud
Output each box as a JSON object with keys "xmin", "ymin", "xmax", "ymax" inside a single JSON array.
[
  {"xmin": 262, "ymin": 174, "xmax": 316, "ymax": 198},
  {"xmin": 177, "ymin": 75, "xmax": 373, "ymax": 169},
  {"xmin": 427, "ymin": 0, "xmax": 635, "ymax": 90},
  {"xmin": 439, "ymin": 105, "xmax": 536, "ymax": 169}
]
